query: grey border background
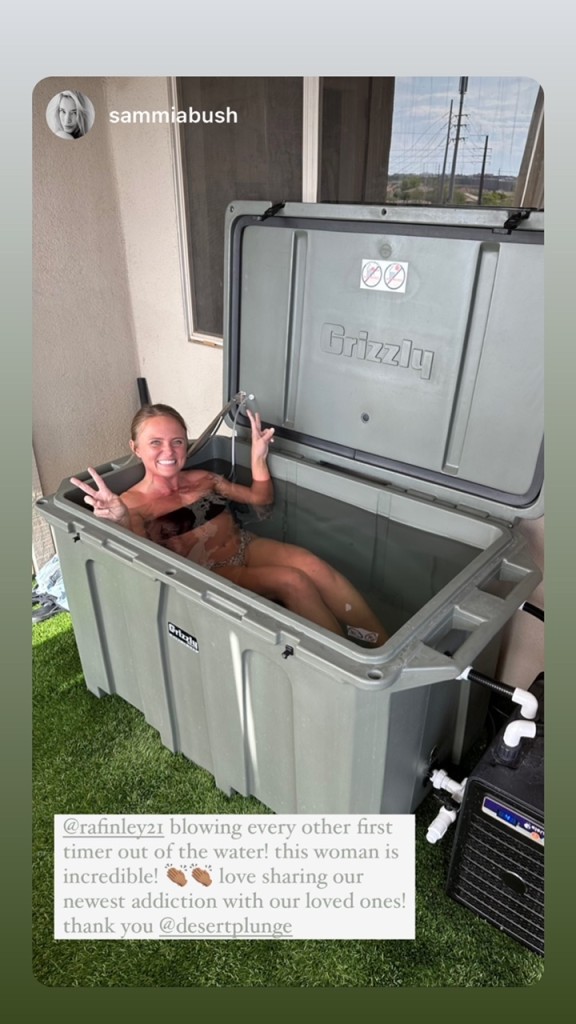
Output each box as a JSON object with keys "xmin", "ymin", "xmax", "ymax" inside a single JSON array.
[{"xmin": 5, "ymin": 0, "xmax": 573, "ymax": 1010}]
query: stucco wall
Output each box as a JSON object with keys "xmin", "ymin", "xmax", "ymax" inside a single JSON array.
[
  {"xmin": 33, "ymin": 77, "xmax": 140, "ymax": 495},
  {"xmin": 102, "ymin": 78, "xmax": 224, "ymax": 432}
]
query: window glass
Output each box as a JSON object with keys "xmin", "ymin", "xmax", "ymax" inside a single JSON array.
[
  {"xmin": 179, "ymin": 78, "xmax": 303, "ymax": 339},
  {"xmin": 386, "ymin": 76, "xmax": 542, "ymax": 208},
  {"xmin": 318, "ymin": 76, "xmax": 542, "ymax": 209},
  {"xmin": 319, "ymin": 77, "xmax": 395, "ymax": 203}
]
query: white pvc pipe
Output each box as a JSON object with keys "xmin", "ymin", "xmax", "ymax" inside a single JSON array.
[
  {"xmin": 502, "ymin": 719, "xmax": 537, "ymax": 749},
  {"xmin": 512, "ymin": 688, "xmax": 538, "ymax": 721},
  {"xmin": 430, "ymin": 769, "xmax": 467, "ymax": 804},
  {"xmin": 426, "ymin": 806, "xmax": 458, "ymax": 845}
]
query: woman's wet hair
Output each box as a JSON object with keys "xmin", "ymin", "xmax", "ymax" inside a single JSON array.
[{"xmin": 130, "ymin": 404, "xmax": 188, "ymax": 442}]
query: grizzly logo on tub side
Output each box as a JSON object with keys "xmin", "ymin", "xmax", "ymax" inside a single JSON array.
[
  {"xmin": 320, "ymin": 323, "xmax": 434, "ymax": 381},
  {"xmin": 168, "ymin": 622, "xmax": 199, "ymax": 653}
]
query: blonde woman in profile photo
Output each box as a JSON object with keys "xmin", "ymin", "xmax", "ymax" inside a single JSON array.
[{"xmin": 47, "ymin": 90, "xmax": 94, "ymax": 140}]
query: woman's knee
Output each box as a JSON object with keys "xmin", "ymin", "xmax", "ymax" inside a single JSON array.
[
  {"xmin": 288, "ymin": 547, "xmax": 336, "ymax": 584},
  {"xmin": 272, "ymin": 565, "xmax": 322, "ymax": 603}
]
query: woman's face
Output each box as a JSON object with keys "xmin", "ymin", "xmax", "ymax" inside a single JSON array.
[
  {"xmin": 58, "ymin": 96, "xmax": 79, "ymax": 135},
  {"xmin": 131, "ymin": 416, "xmax": 188, "ymax": 479}
]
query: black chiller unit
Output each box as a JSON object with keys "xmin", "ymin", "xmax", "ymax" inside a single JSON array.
[{"xmin": 445, "ymin": 673, "xmax": 544, "ymax": 955}]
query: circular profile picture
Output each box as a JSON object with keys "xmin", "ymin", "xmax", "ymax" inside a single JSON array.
[{"xmin": 46, "ymin": 90, "xmax": 95, "ymax": 140}]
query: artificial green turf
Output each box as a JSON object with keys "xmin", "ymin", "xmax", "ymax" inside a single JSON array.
[{"xmin": 32, "ymin": 612, "xmax": 544, "ymax": 988}]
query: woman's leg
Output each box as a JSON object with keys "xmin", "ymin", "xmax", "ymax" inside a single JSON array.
[
  {"xmin": 244, "ymin": 538, "xmax": 388, "ymax": 643},
  {"xmin": 212, "ymin": 563, "xmax": 345, "ymax": 636}
]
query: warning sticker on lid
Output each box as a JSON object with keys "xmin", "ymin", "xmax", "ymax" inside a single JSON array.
[{"xmin": 360, "ymin": 259, "xmax": 408, "ymax": 293}]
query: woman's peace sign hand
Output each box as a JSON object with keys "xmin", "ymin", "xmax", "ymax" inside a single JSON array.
[
  {"xmin": 70, "ymin": 467, "xmax": 130, "ymax": 525},
  {"xmin": 246, "ymin": 408, "xmax": 275, "ymax": 461}
]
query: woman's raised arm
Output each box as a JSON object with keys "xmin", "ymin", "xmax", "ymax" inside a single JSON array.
[{"xmin": 212, "ymin": 408, "xmax": 275, "ymax": 505}]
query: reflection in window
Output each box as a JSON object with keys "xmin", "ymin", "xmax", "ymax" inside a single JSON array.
[{"xmin": 318, "ymin": 78, "xmax": 395, "ymax": 203}]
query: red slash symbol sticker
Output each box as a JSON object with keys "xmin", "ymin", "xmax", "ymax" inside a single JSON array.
[
  {"xmin": 361, "ymin": 262, "xmax": 383, "ymax": 288},
  {"xmin": 383, "ymin": 263, "xmax": 406, "ymax": 290}
]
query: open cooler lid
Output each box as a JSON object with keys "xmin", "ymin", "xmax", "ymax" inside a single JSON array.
[{"xmin": 223, "ymin": 202, "xmax": 544, "ymax": 521}]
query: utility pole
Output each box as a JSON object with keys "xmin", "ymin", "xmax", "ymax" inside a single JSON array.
[
  {"xmin": 447, "ymin": 76, "xmax": 468, "ymax": 203},
  {"xmin": 478, "ymin": 135, "xmax": 489, "ymax": 205},
  {"xmin": 439, "ymin": 100, "xmax": 453, "ymax": 205}
]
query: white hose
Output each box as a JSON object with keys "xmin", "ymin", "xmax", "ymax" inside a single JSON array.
[{"xmin": 229, "ymin": 392, "xmax": 255, "ymax": 480}]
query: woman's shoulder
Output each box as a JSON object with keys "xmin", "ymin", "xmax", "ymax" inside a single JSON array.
[
  {"xmin": 120, "ymin": 483, "xmax": 153, "ymax": 514},
  {"xmin": 178, "ymin": 468, "xmax": 219, "ymax": 491},
  {"xmin": 120, "ymin": 483, "xmax": 144, "ymax": 504},
  {"xmin": 120, "ymin": 470, "xmax": 216, "ymax": 514}
]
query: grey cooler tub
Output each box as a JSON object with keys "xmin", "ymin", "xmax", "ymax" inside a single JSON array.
[{"xmin": 38, "ymin": 202, "xmax": 544, "ymax": 815}]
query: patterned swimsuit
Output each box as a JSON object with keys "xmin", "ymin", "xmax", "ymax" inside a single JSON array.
[{"xmin": 144, "ymin": 494, "xmax": 255, "ymax": 568}]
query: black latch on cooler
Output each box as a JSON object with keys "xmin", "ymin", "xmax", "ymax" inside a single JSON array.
[
  {"xmin": 495, "ymin": 209, "xmax": 532, "ymax": 235},
  {"xmin": 260, "ymin": 202, "xmax": 286, "ymax": 221}
]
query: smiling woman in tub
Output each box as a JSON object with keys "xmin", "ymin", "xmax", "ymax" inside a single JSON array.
[{"xmin": 71, "ymin": 403, "xmax": 388, "ymax": 645}]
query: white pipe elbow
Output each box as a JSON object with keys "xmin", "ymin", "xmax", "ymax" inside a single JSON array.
[
  {"xmin": 502, "ymin": 718, "xmax": 537, "ymax": 749},
  {"xmin": 512, "ymin": 687, "xmax": 539, "ymax": 720}
]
